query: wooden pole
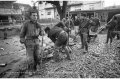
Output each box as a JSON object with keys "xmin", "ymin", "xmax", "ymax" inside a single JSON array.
[{"xmin": 37, "ymin": 1, "xmax": 43, "ymax": 70}]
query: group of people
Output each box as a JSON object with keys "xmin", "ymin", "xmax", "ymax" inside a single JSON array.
[
  {"xmin": 74, "ymin": 15, "xmax": 100, "ymax": 52},
  {"xmin": 19, "ymin": 8, "xmax": 102, "ymax": 75}
]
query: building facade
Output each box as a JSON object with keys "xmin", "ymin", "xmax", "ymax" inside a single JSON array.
[
  {"xmin": 13, "ymin": 3, "xmax": 31, "ymax": 20},
  {"xmin": 0, "ymin": 0, "xmax": 31, "ymax": 25},
  {"xmin": 38, "ymin": 1, "xmax": 104, "ymax": 19},
  {"xmin": 70, "ymin": 4, "xmax": 120, "ymax": 22},
  {"xmin": 0, "ymin": 0, "xmax": 22, "ymax": 24},
  {"xmin": 69, "ymin": 1, "xmax": 104, "ymax": 11}
]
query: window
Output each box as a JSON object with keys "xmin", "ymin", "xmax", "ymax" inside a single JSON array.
[{"xmin": 47, "ymin": 11, "xmax": 51, "ymax": 15}]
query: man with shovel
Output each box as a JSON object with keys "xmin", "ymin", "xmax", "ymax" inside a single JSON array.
[{"xmin": 20, "ymin": 8, "xmax": 44, "ymax": 75}]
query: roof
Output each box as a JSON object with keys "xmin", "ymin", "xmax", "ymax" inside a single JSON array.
[
  {"xmin": 14, "ymin": 3, "xmax": 31, "ymax": 8},
  {"xmin": 13, "ymin": 3, "xmax": 31, "ymax": 10},
  {"xmin": 0, "ymin": 9, "xmax": 22, "ymax": 15}
]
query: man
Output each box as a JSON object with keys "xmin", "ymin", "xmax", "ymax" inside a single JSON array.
[
  {"xmin": 65, "ymin": 16, "xmax": 74, "ymax": 34},
  {"xmin": 20, "ymin": 8, "xmax": 43, "ymax": 75},
  {"xmin": 4, "ymin": 28, "xmax": 7, "ymax": 39},
  {"xmin": 72, "ymin": 16, "xmax": 80, "ymax": 42},
  {"xmin": 89, "ymin": 15, "xmax": 100, "ymax": 42},
  {"xmin": 90, "ymin": 15, "xmax": 100, "ymax": 32},
  {"xmin": 114, "ymin": 14, "xmax": 120, "ymax": 40},
  {"xmin": 106, "ymin": 16, "xmax": 118, "ymax": 44},
  {"xmin": 79, "ymin": 15, "xmax": 95, "ymax": 53},
  {"xmin": 74, "ymin": 16, "xmax": 80, "ymax": 35},
  {"xmin": 44, "ymin": 25, "xmax": 71, "ymax": 61}
]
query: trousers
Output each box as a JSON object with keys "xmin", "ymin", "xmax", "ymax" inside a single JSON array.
[
  {"xmin": 79, "ymin": 31, "xmax": 88, "ymax": 51},
  {"xmin": 25, "ymin": 38, "xmax": 41, "ymax": 71}
]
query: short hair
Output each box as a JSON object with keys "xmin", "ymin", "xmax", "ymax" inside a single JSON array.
[
  {"xmin": 44, "ymin": 27, "xmax": 50, "ymax": 33},
  {"xmin": 28, "ymin": 7, "xmax": 38, "ymax": 16}
]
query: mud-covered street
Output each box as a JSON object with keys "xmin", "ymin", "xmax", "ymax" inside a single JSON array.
[
  {"xmin": 0, "ymin": 33, "xmax": 120, "ymax": 78},
  {"xmin": 1, "ymin": 0, "xmax": 120, "ymax": 78}
]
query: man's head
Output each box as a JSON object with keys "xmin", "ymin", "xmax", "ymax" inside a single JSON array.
[
  {"xmin": 45, "ymin": 27, "xmax": 50, "ymax": 34},
  {"xmin": 28, "ymin": 8, "xmax": 38, "ymax": 22},
  {"xmin": 30, "ymin": 12, "xmax": 38, "ymax": 21},
  {"xmin": 91, "ymin": 15, "xmax": 94, "ymax": 18},
  {"xmin": 113, "ymin": 16, "xmax": 118, "ymax": 24}
]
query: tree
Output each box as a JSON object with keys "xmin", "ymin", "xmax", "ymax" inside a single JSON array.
[{"xmin": 39, "ymin": 1, "xmax": 68, "ymax": 20}]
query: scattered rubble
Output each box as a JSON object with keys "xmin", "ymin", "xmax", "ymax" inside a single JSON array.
[{"xmin": 1, "ymin": 34, "xmax": 120, "ymax": 78}]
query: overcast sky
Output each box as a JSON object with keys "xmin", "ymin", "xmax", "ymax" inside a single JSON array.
[{"xmin": 16, "ymin": 0, "xmax": 120, "ymax": 7}]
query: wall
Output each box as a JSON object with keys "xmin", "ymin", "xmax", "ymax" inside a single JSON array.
[
  {"xmin": 45, "ymin": 9, "xmax": 55, "ymax": 19},
  {"xmin": 67, "ymin": 1, "xmax": 104, "ymax": 11},
  {"xmin": 70, "ymin": 6, "xmax": 82, "ymax": 11},
  {"xmin": 39, "ymin": 2, "xmax": 55, "ymax": 19},
  {"xmin": 81, "ymin": 1, "xmax": 104, "ymax": 10},
  {"xmin": 39, "ymin": 10, "xmax": 46, "ymax": 19},
  {"xmin": 39, "ymin": 9, "xmax": 55, "ymax": 19}
]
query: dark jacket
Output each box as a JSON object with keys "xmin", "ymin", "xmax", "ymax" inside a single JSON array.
[
  {"xmin": 74, "ymin": 18, "xmax": 80, "ymax": 26},
  {"xmin": 54, "ymin": 21, "xmax": 66, "ymax": 29},
  {"xmin": 106, "ymin": 20, "xmax": 117, "ymax": 31},
  {"xmin": 79, "ymin": 18, "xmax": 93, "ymax": 33},
  {"xmin": 91, "ymin": 17, "xmax": 100, "ymax": 26},
  {"xmin": 20, "ymin": 20, "xmax": 42, "ymax": 40},
  {"xmin": 48, "ymin": 26, "xmax": 63, "ymax": 43}
]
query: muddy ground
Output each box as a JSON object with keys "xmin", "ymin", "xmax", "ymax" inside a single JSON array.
[{"xmin": 0, "ymin": 31, "xmax": 120, "ymax": 78}]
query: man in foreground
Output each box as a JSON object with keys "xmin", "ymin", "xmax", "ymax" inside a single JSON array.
[{"xmin": 20, "ymin": 8, "xmax": 43, "ymax": 75}]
